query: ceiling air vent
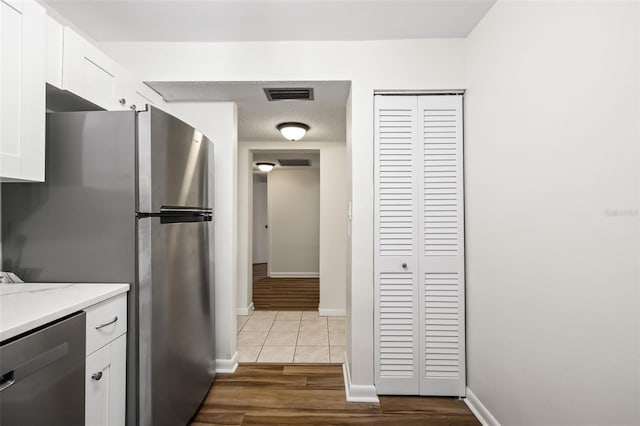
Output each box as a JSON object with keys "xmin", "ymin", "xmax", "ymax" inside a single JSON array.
[
  {"xmin": 278, "ymin": 159, "xmax": 311, "ymax": 167},
  {"xmin": 264, "ymin": 87, "xmax": 314, "ymax": 101}
]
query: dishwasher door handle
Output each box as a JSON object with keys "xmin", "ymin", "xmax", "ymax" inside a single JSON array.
[
  {"xmin": 0, "ymin": 371, "xmax": 15, "ymax": 392},
  {"xmin": 95, "ymin": 316, "xmax": 118, "ymax": 330}
]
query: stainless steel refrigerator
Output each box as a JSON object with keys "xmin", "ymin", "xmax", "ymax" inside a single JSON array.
[{"xmin": 1, "ymin": 106, "xmax": 216, "ymax": 426}]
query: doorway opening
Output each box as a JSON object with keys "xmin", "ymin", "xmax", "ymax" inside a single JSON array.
[
  {"xmin": 233, "ymin": 80, "xmax": 350, "ymax": 363},
  {"xmin": 250, "ymin": 150, "xmax": 320, "ymax": 311},
  {"xmin": 238, "ymin": 148, "xmax": 347, "ymax": 363}
]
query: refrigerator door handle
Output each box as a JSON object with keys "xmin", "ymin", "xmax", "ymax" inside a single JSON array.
[
  {"xmin": 137, "ymin": 208, "xmax": 213, "ymax": 223},
  {"xmin": 137, "ymin": 207, "xmax": 212, "ymax": 219},
  {"xmin": 159, "ymin": 206, "xmax": 212, "ymax": 215}
]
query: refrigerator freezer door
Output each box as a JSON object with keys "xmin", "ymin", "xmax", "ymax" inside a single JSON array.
[
  {"xmin": 138, "ymin": 216, "xmax": 215, "ymax": 426},
  {"xmin": 138, "ymin": 107, "xmax": 211, "ymax": 213}
]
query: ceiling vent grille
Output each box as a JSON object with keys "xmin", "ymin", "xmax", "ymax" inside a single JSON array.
[
  {"xmin": 278, "ymin": 159, "xmax": 311, "ymax": 167},
  {"xmin": 264, "ymin": 87, "xmax": 314, "ymax": 101}
]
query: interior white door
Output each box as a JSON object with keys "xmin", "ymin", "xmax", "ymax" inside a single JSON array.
[
  {"xmin": 374, "ymin": 95, "xmax": 421, "ymax": 394},
  {"xmin": 418, "ymin": 95, "xmax": 465, "ymax": 396},
  {"xmin": 374, "ymin": 94, "xmax": 465, "ymax": 397}
]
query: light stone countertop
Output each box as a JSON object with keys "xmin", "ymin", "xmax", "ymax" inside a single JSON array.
[{"xmin": 0, "ymin": 283, "xmax": 130, "ymax": 342}]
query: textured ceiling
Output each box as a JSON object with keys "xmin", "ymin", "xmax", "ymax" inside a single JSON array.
[
  {"xmin": 147, "ymin": 81, "xmax": 350, "ymax": 142},
  {"xmin": 42, "ymin": 1, "xmax": 495, "ymax": 42}
]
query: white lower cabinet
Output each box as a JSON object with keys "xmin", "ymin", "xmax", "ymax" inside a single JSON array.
[
  {"xmin": 84, "ymin": 294, "xmax": 127, "ymax": 426},
  {"xmin": 86, "ymin": 334, "xmax": 126, "ymax": 426}
]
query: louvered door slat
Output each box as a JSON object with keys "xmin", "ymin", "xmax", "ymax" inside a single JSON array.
[{"xmin": 374, "ymin": 96, "xmax": 420, "ymax": 394}]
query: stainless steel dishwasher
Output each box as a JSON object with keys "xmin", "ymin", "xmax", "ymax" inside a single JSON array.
[{"xmin": 0, "ymin": 312, "xmax": 86, "ymax": 425}]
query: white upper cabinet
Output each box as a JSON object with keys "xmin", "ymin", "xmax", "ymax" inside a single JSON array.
[
  {"xmin": 47, "ymin": 24, "xmax": 163, "ymax": 112},
  {"xmin": 1, "ymin": 9, "xmax": 164, "ymax": 182},
  {"xmin": 62, "ymin": 27, "xmax": 125, "ymax": 111},
  {"xmin": 0, "ymin": 0, "xmax": 46, "ymax": 182}
]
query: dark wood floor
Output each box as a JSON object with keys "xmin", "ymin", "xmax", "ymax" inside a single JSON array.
[
  {"xmin": 190, "ymin": 364, "xmax": 479, "ymax": 425},
  {"xmin": 252, "ymin": 263, "xmax": 319, "ymax": 311}
]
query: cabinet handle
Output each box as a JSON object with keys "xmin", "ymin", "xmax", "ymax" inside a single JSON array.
[
  {"xmin": 95, "ymin": 316, "xmax": 118, "ymax": 330},
  {"xmin": 402, "ymin": 263, "xmax": 407, "ymax": 269},
  {"xmin": 130, "ymin": 104, "xmax": 137, "ymax": 110},
  {"xmin": 119, "ymin": 98, "xmax": 126, "ymax": 105},
  {"xmin": 92, "ymin": 372, "xmax": 103, "ymax": 381}
]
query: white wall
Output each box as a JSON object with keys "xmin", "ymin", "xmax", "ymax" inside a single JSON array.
[
  {"xmin": 164, "ymin": 102, "xmax": 239, "ymax": 369},
  {"xmin": 268, "ymin": 168, "xmax": 320, "ymax": 276},
  {"xmin": 318, "ymin": 141, "xmax": 348, "ymax": 317},
  {"xmin": 252, "ymin": 175, "xmax": 268, "ymax": 264},
  {"xmin": 238, "ymin": 141, "xmax": 348, "ymax": 316},
  {"xmin": 465, "ymin": 1, "xmax": 639, "ymax": 424},
  {"xmin": 102, "ymin": 38, "xmax": 466, "ymax": 392}
]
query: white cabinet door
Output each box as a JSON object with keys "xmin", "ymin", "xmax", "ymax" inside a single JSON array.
[
  {"xmin": 62, "ymin": 27, "xmax": 126, "ymax": 111},
  {"xmin": 0, "ymin": 0, "xmax": 45, "ymax": 182},
  {"xmin": 85, "ymin": 347, "xmax": 110, "ymax": 426},
  {"xmin": 85, "ymin": 334, "xmax": 126, "ymax": 426},
  {"xmin": 374, "ymin": 94, "xmax": 465, "ymax": 397}
]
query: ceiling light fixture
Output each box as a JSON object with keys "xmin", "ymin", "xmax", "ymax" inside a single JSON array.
[
  {"xmin": 256, "ymin": 162, "xmax": 275, "ymax": 173},
  {"xmin": 277, "ymin": 122, "xmax": 310, "ymax": 141}
]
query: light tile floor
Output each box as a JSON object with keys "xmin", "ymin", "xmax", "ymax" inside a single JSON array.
[{"xmin": 237, "ymin": 310, "xmax": 346, "ymax": 364}]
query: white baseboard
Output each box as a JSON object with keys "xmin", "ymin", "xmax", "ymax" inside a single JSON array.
[
  {"xmin": 342, "ymin": 354, "xmax": 379, "ymax": 403},
  {"xmin": 319, "ymin": 308, "xmax": 346, "ymax": 317},
  {"xmin": 464, "ymin": 387, "xmax": 500, "ymax": 426},
  {"xmin": 236, "ymin": 302, "xmax": 255, "ymax": 316},
  {"xmin": 269, "ymin": 272, "xmax": 320, "ymax": 278},
  {"xmin": 215, "ymin": 351, "xmax": 239, "ymax": 374}
]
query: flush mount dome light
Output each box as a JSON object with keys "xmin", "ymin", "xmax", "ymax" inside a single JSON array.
[
  {"xmin": 277, "ymin": 122, "xmax": 310, "ymax": 141},
  {"xmin": 256, "ymin": 162, "xmax": 275, "ymax": 173}
]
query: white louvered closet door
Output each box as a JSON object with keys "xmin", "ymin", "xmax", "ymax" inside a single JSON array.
[
  {"xmin": 374, "ymin": 95, "xmax": 421, "ymax": 395},
  {"xmin": 418, "ymin": 95, "xmax": 465, "ymax": 396},
  {"xmin": 374, "ymin": 94, "xmax": 465, "ymax": 397}
]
